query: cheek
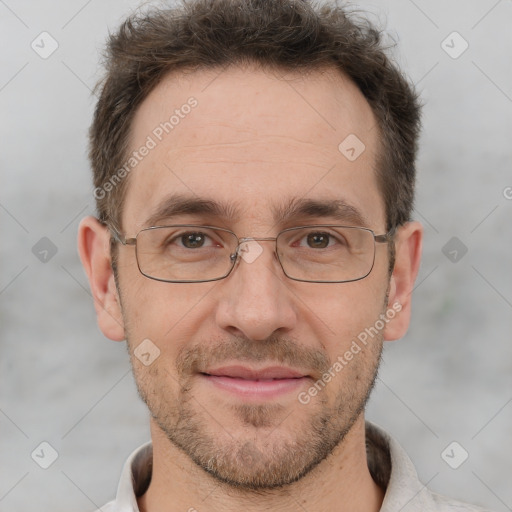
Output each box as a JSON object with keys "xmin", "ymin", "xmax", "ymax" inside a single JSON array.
[
  {"xmin": 298, "ymin": 277, "xmax": 388, "ymax": 354},
  {"xmin": 118, "ymin": 263, "xmax": 217, "ymax": 357}
]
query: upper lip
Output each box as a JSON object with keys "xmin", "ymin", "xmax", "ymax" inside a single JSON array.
[{"xmin": 202, "ymin": 365, "xmax": 307, "ymax": 380}]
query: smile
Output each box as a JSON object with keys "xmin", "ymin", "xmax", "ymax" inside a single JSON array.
[{"xmin": 200, "ymin": 365, "xmax": 310, "ymax": 400}]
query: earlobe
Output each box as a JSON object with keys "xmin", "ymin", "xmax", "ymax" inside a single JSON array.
[
  {"xmin": 78, "ymin": 216, "xmax": 126, "ymax": 341},
  {"xmin": 383, "ymin": 221, "xmax": 423, "ymax": 342}
]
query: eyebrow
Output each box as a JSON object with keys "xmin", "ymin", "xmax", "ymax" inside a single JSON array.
[
  {"xmin": 144, "ymin": 193, "xmax": 242, "ymax": 227},
  {"xmin": 272, "ymin": 197, "xmax": 368, "ymax": 227},
  {"xmin": 143, "ymin": 193, "xmax": 368, "ymax": 229}
]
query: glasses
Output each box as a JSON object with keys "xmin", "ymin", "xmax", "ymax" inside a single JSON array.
[{"xmin": 111, "ymin": 224, "xmax": 395, "ymax": 284}]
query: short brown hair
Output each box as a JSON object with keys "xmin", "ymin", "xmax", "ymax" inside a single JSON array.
[{"xmin": 90, "ymin": 0, "xmax": 421, "ymax": 234}]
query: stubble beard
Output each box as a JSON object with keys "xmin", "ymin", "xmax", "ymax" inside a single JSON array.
[{"xmin": 126, "ymin": 329, "xmax": 383, "ymax": 491}]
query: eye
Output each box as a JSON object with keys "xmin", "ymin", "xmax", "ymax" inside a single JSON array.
[
  {"xmin": 158, "ymin": 229, "xmax": 221, "ymax": 250},
  {"xmin": 176, "ymin": 231, "xmax": 217, "ymax": 249},
  {"xmin": 304, "ymin": 232, "xmax": 332, "ymax": 249},
  {"xmin": 288, "ymin": 228, "xmax": 350, "ymax": 251},
  {"xmin": 180, "ymin": 232, "xmax": 207, "ymax": 248}
]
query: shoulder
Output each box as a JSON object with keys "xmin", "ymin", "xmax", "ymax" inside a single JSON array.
[
  {"xmin": 432, "ymin": 492, "xmax": 495, "ymax": 512},
  {"xmin": 365, "ymin": 421, "xmax": 497, "ymax": 512},
  {"xmin": 91, "ymin": 501, "xmax": 118, "ymax": 512},
  {"xmin": 91, "ymin": 502, "xmax": 116, "ymax": 512}
]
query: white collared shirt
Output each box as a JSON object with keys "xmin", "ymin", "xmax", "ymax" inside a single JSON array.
[{"xmin": 95, "ymin": 422, "xmax": 492, "ymax": 512}]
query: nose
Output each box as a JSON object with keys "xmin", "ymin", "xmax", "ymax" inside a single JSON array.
[{"xmin": 215, "ymin": 240, "xmax": 298, "ymax": 341}]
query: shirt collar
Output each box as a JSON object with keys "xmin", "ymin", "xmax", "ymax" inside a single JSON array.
[
  {"xmin": 366, "ymin": 422, "xmax": 436, "ymax": 511},
  {"xmin": 110, "ymin": 441, "xmax": 152, "ymax": 512}
]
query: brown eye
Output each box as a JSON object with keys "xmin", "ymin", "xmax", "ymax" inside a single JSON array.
[
  {"xmin": 181, "ymin": 233, "xmax": 206, "ymax": 248},
  {"xmin": 306, "ymin": 233, "xmax": 330, "ymax": 248}
]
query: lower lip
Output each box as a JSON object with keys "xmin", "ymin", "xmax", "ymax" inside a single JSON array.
[{"xmin": 201, "ymin": 374, "xmax": 308, "ymax": 400}]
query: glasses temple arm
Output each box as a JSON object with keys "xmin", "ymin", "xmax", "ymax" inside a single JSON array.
[
  {"xmin": 374, "ymin": 226, "xmax": 397, "ymax": 244},
  {"xmin": 109, "ymin": 228, "xmax": 137, "ymax": 246}
]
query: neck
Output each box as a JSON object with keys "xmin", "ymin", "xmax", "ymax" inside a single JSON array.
[{"xmin": 138, "ymin": 415, "xmax": 384, "ymax": 512}]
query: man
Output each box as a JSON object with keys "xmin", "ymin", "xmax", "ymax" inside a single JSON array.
[{"xmin": 78, "ymin": 0, "xmax": 490, "ymax": 510}]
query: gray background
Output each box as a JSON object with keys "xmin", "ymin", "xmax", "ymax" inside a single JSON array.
[{"xmin": 1, "ymin": 0, "xmax": 511, "ymax": 511}]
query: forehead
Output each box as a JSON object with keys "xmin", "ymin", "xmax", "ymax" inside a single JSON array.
[{"xmin": 123, "ymin": 64, "xmax": 384, "ymax": 232}]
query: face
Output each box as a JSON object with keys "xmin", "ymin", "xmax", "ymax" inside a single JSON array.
[{"xmin": 99, "ymin": 65, "xmax": 401, "ymax": 489}]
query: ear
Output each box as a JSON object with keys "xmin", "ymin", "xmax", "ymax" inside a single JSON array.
[
  {"xmin": 383, "ymin": 221, "xmax": 423, "ymax": 341},
  {"xmin": 77, "ymin": 216, "xmax": 125, "ymax": 341}
]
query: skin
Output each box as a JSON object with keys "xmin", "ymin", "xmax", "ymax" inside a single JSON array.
[{"xmin": 79, "ymin": 63, "xmax": 422, "ymax": 512}]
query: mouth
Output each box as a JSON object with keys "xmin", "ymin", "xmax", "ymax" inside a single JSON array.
[{"xmin": 199, "ymin": 365, "xmax": 310, "ymax": 400}]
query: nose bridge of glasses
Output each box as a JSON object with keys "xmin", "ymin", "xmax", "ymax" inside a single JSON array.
[
  {"xmin": 237, "ymin": 236, "xmax": 277, "ymax": 244},
  {"xmin": 230, "ymin": 236, "xmax": 278, "ymax": 265}
]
